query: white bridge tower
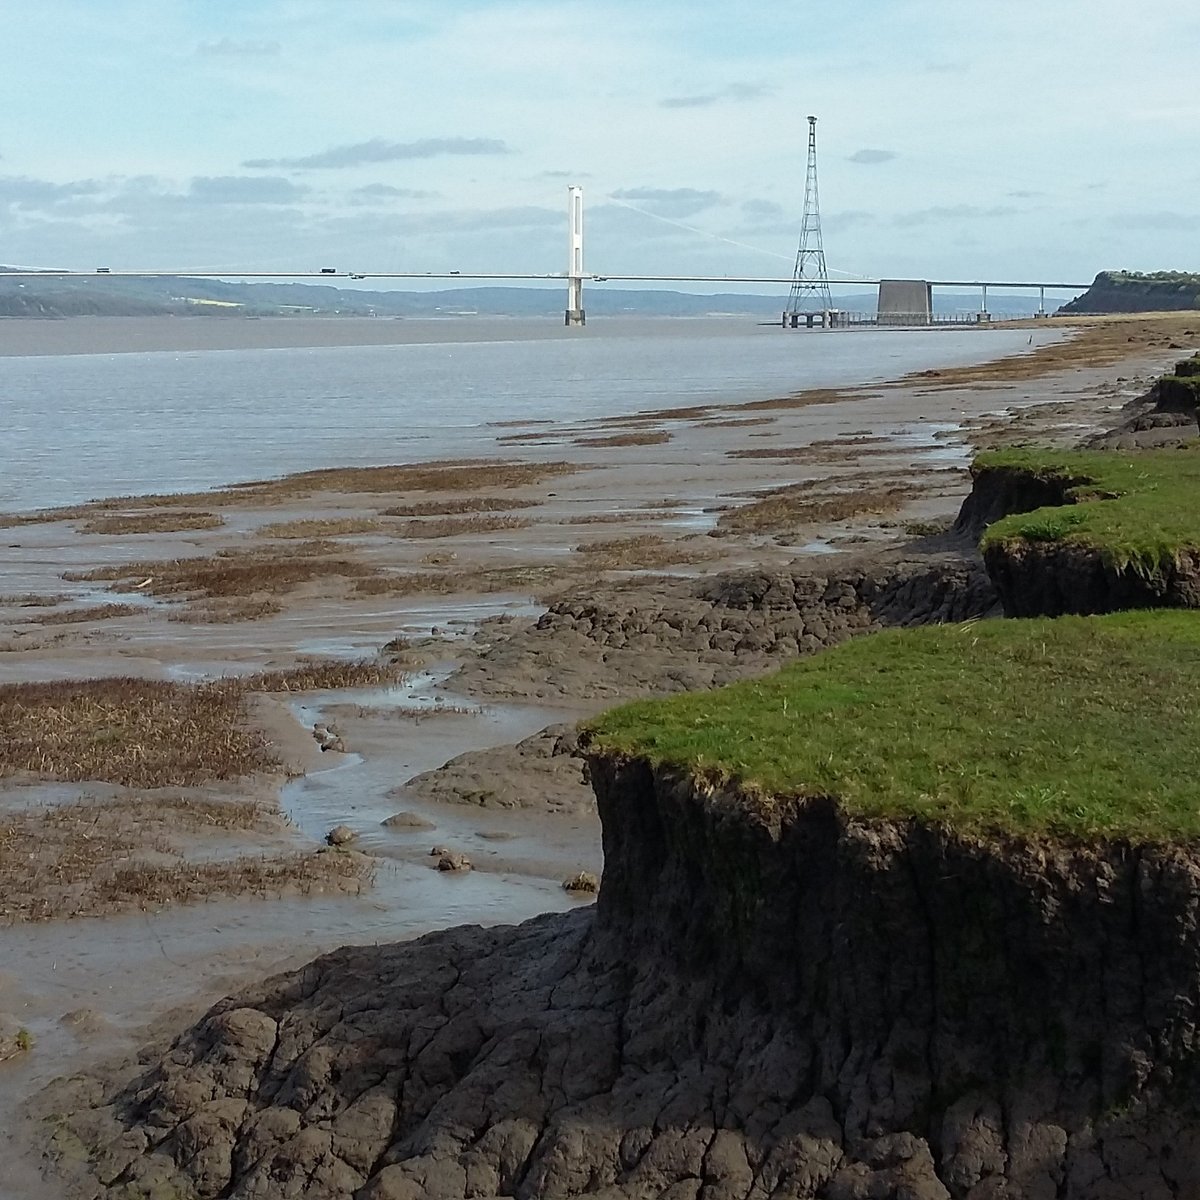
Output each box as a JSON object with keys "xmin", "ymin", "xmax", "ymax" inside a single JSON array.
[{"xmin": 566, "ymin": 185, "xmax": 585, "ymax": 326}]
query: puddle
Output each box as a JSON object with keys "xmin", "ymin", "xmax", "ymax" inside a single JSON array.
[
  {"xmin": 280, "ymin": 670, "xmax": 590, "ymax": 857},
  {"xmin": 669, "ymin": 507, "xmax": 719, "ymax": 533},
  {"xmin": 0, "ymin": 869, "xmax": 576, "ymax": 1192},
  {"xmin": 293, "ymin": 594, "xmax": 543, "ymax": 657}
]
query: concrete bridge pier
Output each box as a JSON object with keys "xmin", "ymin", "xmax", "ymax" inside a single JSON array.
[{"xmin": 565, "ymin": 185, "xmax": 585, "ymax": 326}]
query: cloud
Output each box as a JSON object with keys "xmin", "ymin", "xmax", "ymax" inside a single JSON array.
[
  {"xmin": 741, "ymin": 198, "xmax": 785, "ymax": 220},
  {"xmin": 660, "ymin": 82, "xmax": 772, "ymax": 108},
  {"xmin": 321, "ymin": 205, "xmax": 561, "ymax": 237},
  {"xmin": 243, "ymin": 137, "xmax": 512, "ymax": 170},
  {"xmin": 1109, "ymin": 210, "xmax": 1200, "ymax": 231},
  {"xmin": 892, "ymin": 204, "xmax": 1017, "ymax": 227},
  {"xmin": 0, "ymin": 176, "xmax": 101, "ymax": 205},
  {"xmin": 827, "ymin": 209, "xmax": 877, "ymax": 229},
  {"xmin": 197, "ymin": 38, "xmax": 281, "ymax": 57},
  {"xmin": 350, "ymin": 183, "xmax": 439, "ymax": 202},
  {"xmin": 847, "ymin": 149, "xmax": 897, "ymax": 165},
  {"xmin": 611, "ymin": 187, "xmax": 723, "ymax": 217},
  {"xmin": 187, "ymin": 176, "xmax": 308, "ymax": 204}
]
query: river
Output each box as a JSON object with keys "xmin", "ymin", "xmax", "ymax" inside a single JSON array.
[{"xmin": 0, "ymin": 317, "xmax": 1046, "ymax": 511}]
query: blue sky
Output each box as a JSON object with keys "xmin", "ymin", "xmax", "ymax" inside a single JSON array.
[{"xmin": 1, "ymin": 0, "xmax": 1197, "ymax": 290}]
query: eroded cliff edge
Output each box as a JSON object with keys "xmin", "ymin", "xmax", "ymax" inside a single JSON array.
[{"xmin": 40, "ymin": 756, "xmax": 1200, "ymax": 1199}]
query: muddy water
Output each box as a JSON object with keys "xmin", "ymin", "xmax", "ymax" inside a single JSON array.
[
  {"xmin": 281, "ymin": 665, "xmax": 601, "ymax": 877},
  {"xmin": 0, "ymin": 574, "xmax": 603, "ymax": 1188},
  {"xmin": 0, "ymin": 864, "xmax": 580, "ymax": 1197},
  {"xmin": 0, "ymin": 672, "xmax": 597, "ymax": 1192},
  {"xmin": 0, "ymin": 319, "xmax": 1054, "ymax": 512}
]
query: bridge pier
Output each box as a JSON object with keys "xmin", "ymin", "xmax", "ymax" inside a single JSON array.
[
  {"xmin": 565, "ymin": 185, "xmax": 585, "ymax": 326},
  {"xmin": 781, "ymin": 310, "xmax": 831, "ymax": 329}
]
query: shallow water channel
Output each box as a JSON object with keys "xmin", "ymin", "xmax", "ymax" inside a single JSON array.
[{"xmin": 0, "ymin": 601, "xmax": 601, "ymax": 1191}]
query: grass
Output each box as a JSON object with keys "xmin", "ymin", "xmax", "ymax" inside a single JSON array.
[
  {"xmin": 168, "ymin": 597, "xmax": 284, "ymax": 623},
  {"xmin": 976, "ymin": 444, "xmax": 1200, "ymax": 573},
  {"xmin": 65, "ymin": 542, "xmax": 377, "ymax": 598},
  {"xmin": 28, "ymin": 603, "xmax": 141, "ymax": 625},
  {"xmin": 716, "ymin": 481, "xmax": 924, "ymax": 534},
  {"xmin": 587, "ymin": 610, "xmax": 1200, "ymax": 840},
  {"xmin": 896, "ymin": 313, "xmax": 1200, "ymax": 389},
  {"xmin": 78, "ymin": 511, "xmax": 224, "ymax": 535},
  {"xmin": 238, "ymin": 659, "xmax": 403, "ymax": 692},
  {"xmin": 0, "ymin": 459, "xmax": 582, "ymax": 527},
  {"xmin": 0, "ymin": 593, "xmax": 71, "ymax": 607},
  {"xmin": 573, "ymin": 533, "xmax": 713, "ymax": 570},
  {"xmin": 0, "ymin": 793, "xmax": 371, "ymax": 922},
  {"xmin": 573, "ymin": 431, "xmax": 672, "ymax": 448},
  {"xmin": 0, "ymin": 662, "xmax": 401, "ymax": 788},
  {"xmin": 565, "ymin": 510, "xmax": 678, "ymax": 525},
  {"xmin": 226, "ymin": 458, "xmax": 579, "ymax": 497},
  {"xmin": 381, "ymin": 496, "xmax": 539, "ymax": 517},
  {"xmin": 351, "ymin": 565, "xmax": 560, "ymax": 597},
  {"xmin": 0, "ymin": 678, "xmax": 277, "ymax": 787},
  {"xmin": 388, "ymin": 514, "xmax": 532, "ymax": 539},
  {"xmin": 257, "ymin": 517, "xmax": 381, "ymax": 538}
]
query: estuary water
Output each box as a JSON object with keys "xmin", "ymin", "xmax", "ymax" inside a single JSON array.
[{"xmin": 0, "ymin": 317, "xmax": 1044, "ymax": 512}]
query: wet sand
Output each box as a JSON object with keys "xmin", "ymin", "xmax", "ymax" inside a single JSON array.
[{"xmin": 1, "ymin": 311, "xmax": 1195, "ymax": 1197}]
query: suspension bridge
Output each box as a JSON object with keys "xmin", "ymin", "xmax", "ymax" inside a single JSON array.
[{"xmin": 1, "ymin": 118, "xmax": 1092, "ymax": 327}]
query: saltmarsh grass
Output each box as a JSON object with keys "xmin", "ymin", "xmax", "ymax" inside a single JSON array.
[
  {"xmin": 0, "ymin": 661, "xmax": 400, "ymax": 786},
  {"xmin": 978, "ymin": 444, "xmax": 1200, "ymax": 574},
  {"xmin": 587, "ymin": 610, "xmax": 1200, "ymax": 840}
]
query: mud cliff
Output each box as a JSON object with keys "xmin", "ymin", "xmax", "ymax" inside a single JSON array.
[
  {"xmin": 956, "ymin": 456, "xmax": 1200, "ymax": 618},
  {"xmin": 41, "ymin": 756, "xmax": 1200, "ymax": 1199}
]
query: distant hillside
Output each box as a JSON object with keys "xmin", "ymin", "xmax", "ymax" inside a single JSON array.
[
  {"xmin": 0, "ymin": 269, "xmax": 1047, "ymax": 320},
  {"xmin": 1059, "ymin": 270, "xmax": 1200, "ymax": 315}
]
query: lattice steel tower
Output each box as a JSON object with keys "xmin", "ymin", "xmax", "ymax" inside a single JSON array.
[{"xmin": 784, "ymin": 116, "xmax": 832, "ymax": 324}]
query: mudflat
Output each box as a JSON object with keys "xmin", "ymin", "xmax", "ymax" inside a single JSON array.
[{"xmin": 1, "ymin": 311, "xmax": 1194, "ymax": 1198}]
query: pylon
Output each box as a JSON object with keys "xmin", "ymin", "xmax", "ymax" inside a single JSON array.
[{"xmin": 784, "ymin": 116, "xmax": 832, "ymax": 325}]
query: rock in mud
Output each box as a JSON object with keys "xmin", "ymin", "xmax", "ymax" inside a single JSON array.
[
  {"xmin": 324, "ymin": 825, "xmax": 357, "ymax": 847},
  {"xmin": 380, "ymin": 810, "xmax": 436, "ymax": 831},
  {"xmin": 453, "ymin": 557, "xmax": 997, "ymax": 702},
  {"xmin": 391, "ymin": 723, "xmax": 595, "ymax": 815},
  {"xmin": 562, "ymin": 870, "xmax": 599, "ymax": 894},
  {"xmin": 0, "ymin": 1013, "xmax": 32, "ymax": 1062}
]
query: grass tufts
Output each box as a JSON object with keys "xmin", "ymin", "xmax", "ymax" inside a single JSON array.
[
  {"xmin": 716, "ymin": 482, "xmax": 924, "ymax": 535},
  {"xmin": 573, "ymin": 431, "xmax": 672, "ymax": 448},
  {"xmin": 0, "ymin": 678, "xmax": 277, "ymax": 787},
  {"xmin": 587, "ymin": 610, "xmax": 1200, "ymax": 840},
  {"xmin": 977, "ymin": 443, "xmax": 1200, "ymax": 573},
  {"xmin": 237, "ymin": 659, "xmax": 403, "ymax": 693},
  {"xmin": 381, "ymin": 496, "xmax": 538, "ymax": 517},
  {"xmin": 573, "ymin": 533, "xmax": 713, "ymax": 570},
  {"xmin": 169, "ymin": 598, "xmax": 284, "ymax": 623},
  {"xmin": 388, "ymin": 515, "xmax": 532, "ymax": 539},
  {"xmin": 256, "ymin": 517, "xmax": 382, "ymax": 539},
  {"xmin": 64, "ymin": 543, "xmax": 377, "ymax": 598},
  {"xmin": 78, "ymin": 511, "xmax": 224, "ymax": 535},
  {"xmin": 27, "ymin": 603, "xmax": 142, "ymax": 626}
]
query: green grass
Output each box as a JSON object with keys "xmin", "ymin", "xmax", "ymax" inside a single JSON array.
[
  {"xmin": 977, "ymin": 444, "xmax": 1200, "ymax": 574},
  {"xmin": 586, "ymin": 610, "xmax": 1200, "ymax": 840}
]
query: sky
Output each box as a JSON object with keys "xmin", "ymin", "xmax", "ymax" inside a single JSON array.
[{"xmin": 1, "ymin": 0, "xmax": 1198, "ymax": 293}]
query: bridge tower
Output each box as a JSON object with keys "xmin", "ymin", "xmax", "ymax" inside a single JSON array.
[
  {"xmin": 783, "ymin": 116, "xmax": 833, "ymax": 327},
  {"xmin": 565, "ymin": 185, "xmax": 585, "ymax": 326}
]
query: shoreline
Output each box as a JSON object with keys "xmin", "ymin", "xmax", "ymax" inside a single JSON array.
[
  {"xmin": 2, "ymin": 311, "xmax": 1196, "ymax": 1196},
  {"xmin": 0, "ymin": 312, "xmax": 1037, "ymax": 359}
]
